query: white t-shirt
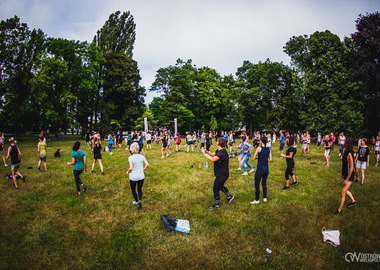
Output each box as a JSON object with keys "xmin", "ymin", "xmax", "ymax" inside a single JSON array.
[
  {"xmin": 146, "ymin": 133, "xmax": 152, "ymax": 141},
  {"xmin": 128, "ymin": 154, "xmax": 145, "ymax": 181},
  {"xmin": 339, "ymin": 136, "xmax": 346, "ymax": 145}
]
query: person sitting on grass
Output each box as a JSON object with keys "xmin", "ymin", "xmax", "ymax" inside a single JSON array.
[
  {"xmin": 6, "ymin": 137, "xmax": 25, "ymax": 189},
  {"xmin": 280, "ymin": 135, "xmax": 297, "ymax": 190},
  {"xmin": 201, "ymin": 138, "xmax": 234, "ymax": 210},
  {"xmin": 54, "ymin": 149, "xmax": 62, "ymax": 157},
  {"xmin": 67, "ymin": 141, "xmax": 87, "ymax": 196},
  {"xmin": 126, "ymin": 142, "xmax": 149, "ymax": 209},
  {"xmin": 37, "ymin": 136, "xmax": 47, "ymax": 172},
  {"xmin": 335, "ymin": 138, "xmax": 356, "ymax": 214}
]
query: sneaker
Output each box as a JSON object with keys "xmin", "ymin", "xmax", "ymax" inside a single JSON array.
[
  {"xmin": 376, "ymin": 164, "xmax": 378, "ymax": 167},
  {"xmin": 101, "ymin": 172, "xmax": 105, "ymax": 175},
  {"xmin": 249, "ymin": 169, "xmax": 255, "ymax": 173},
  {"xmin": 14, "ymin": 186, "xmax": 19, "ymax": 189},
  {"xmin": 322, "ymin": 163, "xmax": 326, "ymax": 166},
  {"xmin": 4, "ymin": 164, "xmax": 8, "ymax": 167},
  {"xmin": 161, "ymin": 156, "xmax": 165, "ymax": 158},
  {"xmin": 347, "ymin": 201, "xmax": 357, "ymax": 207},
  {"xmin": 242, "ymin": 172, "xmax": 248, "ymax": 176},
  {"xmin": 280, "ymin": 157, "xmax": 283, "ymax": 159},
  {"xmin": 339, "ymin": 153, "xmax": 341, "ymax": 157},
  {"xmin": 109, "ymin": 152, "xmax": 113, "ymax": 155},
  {"xmin": 166, "ymin": 154, "xmax": 169, "ymax": 157},
  {"xmin": 227, "ymin": 196, "xmax": 234, "ymax": 204},
  {"xmin": 237, "ymin": 167, "xmax": 241, "ymax": 170},
  {"xmin": 83, "ymin": 186, "xmax": 87, "ymax": 193},
  {"xmin": 326, "ymin": 164, "xmax": 329, "ymax": 167},
  {"xmin": 291, "ymin": 181, "xmax": 298, "ymax": 186},
  {"xmin": 37, "ymin": 166, "xmax": 41, "ymax": 171},
  {"xmin": 91, "ymin": 170, "xmax": 95, "ymax": 173},
  {"xmin": 138, "ymin": 201, "xmax": 142, "ymax": 209},
  {"xmin": 209, "ymin": 204, "xmax": 220, "ymax": 210},
  {"xmin": 132, "ymin": 201, "xmax": 138, "ymax": 205},
  {"xmin": 22, "ymin": 176, "xmax": 25, "ymax": 183},
  {"xmin": 334, "ymin": 210, "xmax": 341, "ymax": 215},
  {"xmin": 263, "ymin": 198, "xmax": 267, "ymax": 203},
  {"xmin": 250, "ymin": 200, "xmax": 260, "ymax": 204},
  {"xmin": 282, "ymin": 186, "xmax": 289, "ymax": 190}
]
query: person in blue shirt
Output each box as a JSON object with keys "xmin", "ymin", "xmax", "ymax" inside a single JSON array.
[
  {"xmin": 279, "ymin": 130, "xmax": 286, "ymax": 157},
  {"xmin": 107, "ymin": 132, "xmax": 114, "ymax": 155},
  {"xmin": 240, "ymin": 135, "xmax": 254, "ymax": 176},
  {"xmin": 67, "ymin": 141, "xmax": 87, "ymax": 196},
  {"xmin": 126, "ymin": 142, "xmax": 149, "ymax": 209}
]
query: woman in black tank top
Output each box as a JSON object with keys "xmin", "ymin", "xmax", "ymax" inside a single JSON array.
[{"xmin": 6, "ymin": 138, "xmax": 25, "ymax": 189}]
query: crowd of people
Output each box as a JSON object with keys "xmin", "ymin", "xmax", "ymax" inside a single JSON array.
[{"xmin": 0, "ymin": 128, "xmax": 379, "ymax": 214}]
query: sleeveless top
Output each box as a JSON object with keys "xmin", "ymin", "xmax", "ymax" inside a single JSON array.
[
  {"xmin": 10, "ymin": 145, "xmax": 20, "ymax": 164},
  {"xmin": 257, "ymin": 147, "xmax": 270, "ymax": 168}
]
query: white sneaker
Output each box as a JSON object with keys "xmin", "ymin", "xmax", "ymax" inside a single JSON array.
[
  {"xmin": 109, "ymin": 152, "xmax": 113, "ymax": 155},
  {"xmin": 263, "ymin": 198, "xmax": 267, "ymax": 203},
  {"xmin": 237, "ymin": 167, "xmax": 241, "ymax": 170},
  {"xmin": 242, "ymin": 172, "xmax": 248, "ymax": 176},
  {"xmin": 161, "ymin": 156, "xmax": 165, "ymax": 158},
  {"xmin": 166, "ymin": 154, "xmax": 169, "ymax": 157},
  {"xmin": 250, "ymin": 200, "xmax": 260, "ymax": 204},
  {"xmin": 249, "ymin": 169, "xmax": 255, "ymax": 173},
  {"xmin": 132, "ymin": 201, "xmax": 138, "ymax": 205}
]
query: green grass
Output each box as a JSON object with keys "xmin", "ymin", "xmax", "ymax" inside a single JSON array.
[{"xmin": 0, "ymin": 136, "xmax": 379, "ymax": 269}]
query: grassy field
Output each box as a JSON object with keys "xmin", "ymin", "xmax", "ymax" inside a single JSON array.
[{"xmin": 0, "ymin": 135, "xmax": 379, "ymax": 269}]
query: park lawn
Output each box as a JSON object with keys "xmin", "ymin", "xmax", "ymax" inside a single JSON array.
[{"xmin": 0, "ymin": 136, "xmax": 379, "ymax": 269}]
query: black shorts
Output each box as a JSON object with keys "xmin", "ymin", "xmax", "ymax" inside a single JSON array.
[
  {"xmin": 201, "ymin": 142, "xmax": 205, "ymax": 148},
  {"xmin": 94, "ymin": 153, "xmax": 102, "ymax": 160},
  {"xmin": 162, "ymin": 143, "xmax": 168, "ymax": 148},
  {"xmin": 187, "ymin": 141, "xmax": 194, "ymax": 145},
  {"xmin": 176, "ymin": 142, "xmax": 181, "ymax": 145},
  {"xmin": 0, "ymin": 145, "xmax": 3, "ymax": 151},
  {"xmin": 40, "ymin": 156, "xmax": 46, "ymax": 162},
  {"xmin": 228, "ymin": 142, "xmax": 234, "ymax": 146},
  {"xmin": 147, "ymin": 140, "xmax": 151, "ymax": 144},
  {"xmin": 375, "ymin": 150, "xmax": 379, "ymax": 155}
]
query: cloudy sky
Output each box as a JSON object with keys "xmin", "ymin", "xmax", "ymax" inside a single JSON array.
[{"xmin": 1, "ymin": 0, "xmax": 379, "ymax": 103}]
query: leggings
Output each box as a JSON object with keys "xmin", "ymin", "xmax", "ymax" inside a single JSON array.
[
  {"xmin": 242, "ymin": 155, "xmax": 253, "ymax": 171},
  {"xmin": 254, "ymin": 166, "xmax": 268, "ymax": 200},
  {"xmin": 73, "ymin": 170, "xmax": 83, "ymax": 192},
  {"xmin": 285, "ymin": 162, "xmax": 294, "ymax": 180},
  {"xmin": 130, "ymin": 179, "xmax": 144, "ymax": 201},
  {"xmin": 108, "ymin": 144, "xmax": 113, "ymax": 152},
  {"xmin": 206, "ymin": 142, "xmax": 211, "ymax": 151},
  {"xmin": 213, "ymin": 175, "xmax": 230, "ymax": 204}
]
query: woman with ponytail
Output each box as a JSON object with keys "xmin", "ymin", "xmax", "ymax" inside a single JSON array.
[{"xmin": 251, "ymin": 135, "xmax": 272, "ymax": 204}]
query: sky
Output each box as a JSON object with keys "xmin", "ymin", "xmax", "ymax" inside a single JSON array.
[{"xmin": 1, "ymin": 0, "xmax": 379, "ymax": 104}]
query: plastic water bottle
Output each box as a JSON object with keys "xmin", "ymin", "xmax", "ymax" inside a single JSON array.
[
  {"xmin": 199, "ymin": 164, "xmax": 201, "ymax": 169},
  {"xmin": 265, "ymin": 248, "xmax": 272, "ymax": 264}
]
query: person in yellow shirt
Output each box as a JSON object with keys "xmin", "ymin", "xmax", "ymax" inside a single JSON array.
[{"xmin": 37, "ymin": 136, "xmax": 47, "ymax": 171}]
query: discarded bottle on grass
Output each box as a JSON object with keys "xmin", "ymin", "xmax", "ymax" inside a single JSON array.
[{"xmin": 265, "ymin": 248, "xmax": 272, "ymax": 264}]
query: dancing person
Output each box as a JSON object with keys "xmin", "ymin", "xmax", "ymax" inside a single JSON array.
[
  {"xmin": 355, "ymin": 138, "xmax": 370, "ymax": 185},
  {"xmin": 306, "ymin": 131, "xmax": 311, "ymax": 154},
  {"xmin": 251, "ymin": 135, "xmax": 272, "ymax": 204},
  {"xmin": 240, "ymin": 135, "xmax": 254, "ymax": 176},
  {"xmin": 91, "ymin": 137, "xmax": 104, "ymax": 175},
  {"xmin": 317, "ymin": 133, "xmax": 322, "ymax": 150},
  {"xmin": 0, "ymin": 132, "xmax": 8, "ymax": 167},
  {"xmin": 330, "ymin": 132, "xmax": 336, "ymax": 151},
  {"xmin": 186, "ymin": 132, "xmax": 194, "ymax": 153},
  {"xmin": 146, "ymin": 131, "xmax": 152, "ymax": 150},
  {"xmin": 338, "ymin": 132, "xmax": 346, "ymax": 157},
  {"xmin": 37, "ymin": 136, "xmax": 47, "ymax": 172},
  {"xmin": 279, "ymin": 130, "xmax": 286, "ymax": 157},
  {"xmin": 273, "ymin": 132, "xmax": 276, "ymax": 144},
  {"xmin": 126, "ymin": 142, "xmax": 149, "ymax": 209},
  {"xmin": 206, "ymin": 133, "xmax": 211, "ymax": 152},
  {"xmin": 228, "ymin": 131, "xmax": 235, "ymax": 153},
  {"xmin": 160, "ymin": 133, "xmax": 170, "ymax": 158},
  {"xmin": 107, "ymin": 132, "xmax": 114, "ymax": 155},
  {"xmin": 67, "ymin": 141, "xmax": 87, "ymax": 196},
  {"xmin": 323, "ymin": 134, "xmax": 332, "ymax": 167},
  {"xmin": 201, "ymin": 138, "xmax": 234, "ymax": 210},
  {"xmin": 301, "ymin": 133, "xmax": 308, "ymax": 157},
  {"xmin": 200, "ymin": 132, "xmax": 206, "ymax": 150},
  {"xmin": 335, "ymin": 138, "xmax": 356, "ymax": 214},
  {"xmin": 375, "ymin": 136, "xmax": 379, "ymax": 167},
  {"xmin": 175, "ymin": 133, "xmax": 181, "ymax": 152},
  {"xmin": 6, "ymin": 137, "xmax": 25, "ymax": 189},
  {"xmin": 280, "ymin": 136, "xmax": 297, "ymax": 190}
]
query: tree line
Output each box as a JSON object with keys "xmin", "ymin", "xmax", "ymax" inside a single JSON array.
[{"xmin": 1, "ymin": 11, "xmax": 379, "ymax": 138}]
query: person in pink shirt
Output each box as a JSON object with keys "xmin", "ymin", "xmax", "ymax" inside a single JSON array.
[{"xmin": 330, "ymin": 132, "xmax": 336, "ymax": 151}]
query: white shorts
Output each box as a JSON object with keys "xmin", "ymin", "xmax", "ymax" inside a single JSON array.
[
  {"xmin": 302, "ymin": 144, "xmax": 307, "ymax": 149},
  {"xmin": 356, "ymin": 160, "xmax": 367, "ymax": 169},
  {"xmin": 324, "ymin": 149, "xmax": 330, "ymax": 157}
]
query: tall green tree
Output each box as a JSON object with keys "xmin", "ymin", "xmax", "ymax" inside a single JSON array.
[
  {"xmin": 0, "ymin": 16, "xmax": 46, "ymax": 136},
  {"xmin": 351, "ymin": 12, "xmax": 380, "ymax": 135},
  {"xmin": 284, "ymin": 30, "xmax": 364, "ymax": 137}
]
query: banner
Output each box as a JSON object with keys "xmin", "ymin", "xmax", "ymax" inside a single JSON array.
[
  {"xmin": 144, "ymin": 117, "xmax": 148, "ymax": 133},
  {"xmin": 174, "ymin": 118, "xmax": 177, "ymax": 135}
]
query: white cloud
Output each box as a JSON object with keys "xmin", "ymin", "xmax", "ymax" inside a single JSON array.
[{"xmin": 1, "ymin": 0, "xmax": 379, "ymax": 104}]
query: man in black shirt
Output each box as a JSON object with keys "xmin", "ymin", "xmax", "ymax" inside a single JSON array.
[{"xmin": 202, "ymin": 138, "xmax": 234, "ymax": 210}]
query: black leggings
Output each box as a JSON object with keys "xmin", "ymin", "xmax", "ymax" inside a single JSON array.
[
  {"xmin": 254, "ymin": 166, "xmax": 269, "ymax": 200},
  {"xmin": 213, "ymin": 175, "xmax": 230, "ymax": 203},
  {"xmin": 206, "ymin": 142, "xmax": 211, "ymax": 151},
  {"xmin": 130, "ymin": 179, "xmax": 144, "ymax": 201},
  {"xmin": 285, "ymin": 162, "xmax": 294, "ymax": 180},
  {"xmin": 73, "ymin": 170, "xmax": 84, "ymax": 192}
]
